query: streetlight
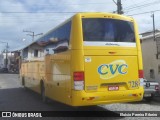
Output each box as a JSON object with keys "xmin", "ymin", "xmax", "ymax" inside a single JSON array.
[
  {"xmin": 0, "ymin": 41, "xmax": 9, "ymax": 68},
  {"xmin": 23, "ymin": 30, "xmax": 43, "ymax": 41}
]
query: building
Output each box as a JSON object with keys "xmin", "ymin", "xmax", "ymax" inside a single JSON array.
[
  {"xmin": 0, "ymin": 53, "xmax": 4, "ymax": 68},
  {"xmin": 9, "ymin": 51, "xmax": 21, "ymax": 73},
  {"xmin": 0, "ymin": 50, "xmax": 20, "ymax": 73},
  {"xmin": 141, "ymin": 30, "xmax": 160, "ymax": 84},
  {"xmin": 9, "ymin": 41, "xmax": 46, "ymax": 73},
  {"xmin": 22, "ymin": 42, "xmax": 45, "ymax": 61}
]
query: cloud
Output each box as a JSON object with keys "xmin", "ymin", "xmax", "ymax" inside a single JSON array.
[{"xmin": 0, "ymin": 0, "xmax": 160, "ymax": 51}]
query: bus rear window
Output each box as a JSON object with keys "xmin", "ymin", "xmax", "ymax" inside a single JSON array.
[{"xmin": 82, "ymin": 18, "xmax": 135, "ymax": 42}]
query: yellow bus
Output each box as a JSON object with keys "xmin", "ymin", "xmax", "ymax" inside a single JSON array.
[{"xmin": 20, "ymin": 12, "xmax": 144, "ymax": 106}]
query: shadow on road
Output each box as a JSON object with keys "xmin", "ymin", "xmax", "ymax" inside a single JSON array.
[{"xmin": 0, "ymin": 87, "xmax": 123, "ymax": 119}]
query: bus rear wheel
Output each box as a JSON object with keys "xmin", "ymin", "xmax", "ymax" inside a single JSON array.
[
  {"xmin": 22, "ymin": 77, "xmax": 26, "ymax": 88},
  {"xmin": 41, "ymin": 82, "xmax": 47, "ymax": 103}
]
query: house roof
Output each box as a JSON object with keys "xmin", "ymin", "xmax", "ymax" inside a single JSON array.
[
  {"xmin": 140, "ymin": 29, "xmax": 160, "ymax": 40},
  {"xmin": 140, "ymin": 29, "xmax": 160, "ymax": 36}
]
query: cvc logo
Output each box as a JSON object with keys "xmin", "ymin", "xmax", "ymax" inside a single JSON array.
[{"xmin": 98, "ymin": 60, "xmax": 128, "ymax": 80}]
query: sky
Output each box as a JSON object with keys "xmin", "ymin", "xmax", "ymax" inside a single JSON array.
[{"xmin": 0, "ymin": 0, "xmax": 160, "ymax": 52}]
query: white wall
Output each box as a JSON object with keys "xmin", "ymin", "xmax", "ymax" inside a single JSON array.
[
  {"xmin": 27, "ymin": 44, "xmax": 45, "ymax": 61},
  {"xmin": 141, "ymin": 37, "xmax": 160, "ymax": 84}
]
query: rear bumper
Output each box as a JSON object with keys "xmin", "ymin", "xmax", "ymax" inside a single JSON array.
[{"xmin": 71, "ymin": 87, "xmax": 144, "ymax": 106}]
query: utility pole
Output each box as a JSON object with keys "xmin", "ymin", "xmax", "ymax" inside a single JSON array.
[
  {"xmin": 151, "ymin": 13, "xmax": 158, "ymax": 59},
  {"xmin": 117, "ymin": 0, "xmax": 123, "ymax": 14},
  {"xmin": 23, "ymin": 30, "xmax": 43, "ymax": 41},
  {"xmin": 0, "ymin": 41, "xmax": 9, "ymax": 68},
  {"xmin": 6, "ymin": 43, "xmax": 8, "ymax": 68},
  {"xmin": 151, "ymin": 13, "xmax": 156, "ymax": 41},
  {"xmin": 113, "ymin": 0, "xmax": 123, "ymax": 14}
]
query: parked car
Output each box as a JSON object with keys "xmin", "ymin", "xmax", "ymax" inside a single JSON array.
[
  {"xmin": 143, "ymin": 79, "xmax": 159, "ymax": 101},
  {"xmin": 0, "ymin": 67, "xmax": 8, "ymax": 73}
]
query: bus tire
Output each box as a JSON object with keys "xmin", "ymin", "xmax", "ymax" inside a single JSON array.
[
  {"xmin": 41, "ymin": 81, "xmax": 47, "ymax": 103},
  {"xmin": 22, "ymin": 77, "xmax": 26, "ymax": 88}
]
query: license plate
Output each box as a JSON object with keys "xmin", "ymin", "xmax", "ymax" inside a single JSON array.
[
  {"xmin": 108, "ymin": 86, "xmax": 119, "ymax": 91},
  {"xmin": 144, "ymin": 93, "xmax": 151, "ymax": 97}
]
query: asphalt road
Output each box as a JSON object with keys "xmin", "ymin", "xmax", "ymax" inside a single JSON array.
[
  {"xmin": 0, "ymin": 74, "xmax": 160, "ymax": 120},
  {"xmin": 0, "ymin": 74, "xmax": 121, "ymax": 120}
]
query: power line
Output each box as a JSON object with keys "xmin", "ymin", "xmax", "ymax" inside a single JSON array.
[
  {"xmin": 0, "ymin": 10, "xmax": 113, "ymax": 14},
  {"xmin": 124, "ymin": 0, "xmax": 160, "ymax": 12},
  {"xmin": 129, "ymin": 0, "xmax": 139, "ymax": 10},
  {"xmin": 124, "ymin": 0, "xmax": 155, "ymax": 9},
  {"xmin": 127, "ymin": 9, "xmax": 160, "ymax": 16},
  {"xmin": 0, "ymin": 19, "xmax": 67, "ymax": 23},
  {"xmin": 0, "ymin": 16, "xmax": 67, "ymax": 20},
  {"xmin": 0, "ymin": 2, "xmax": 112, "ymax": 7},
  {"xmin": 23, "ymin": 30, "xmax": 43, "ymax": 41},
  {"xmin": 0, "ymin": 12, "xmax": 78, "ymax": 14},
  {"xmin": 0, "ymin": 11, "xmax": 109, "ymax": 14}
]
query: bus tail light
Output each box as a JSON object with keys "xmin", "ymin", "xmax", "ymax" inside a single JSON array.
[
  {"xmin": 139, "ymin": 70, "xmax": 144, "ymax": 78},
  {"xmin": 74, "ymin": 72, "xmax": 84, "ymax": 90},
  {"xmin": 139, "ymin": 70, "xmax": 144, "ymax": 86}
]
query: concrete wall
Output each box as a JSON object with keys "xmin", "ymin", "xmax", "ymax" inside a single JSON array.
[{"xmin": 141, "ymin": 37, "xmax": 160, "ymax": 84}]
